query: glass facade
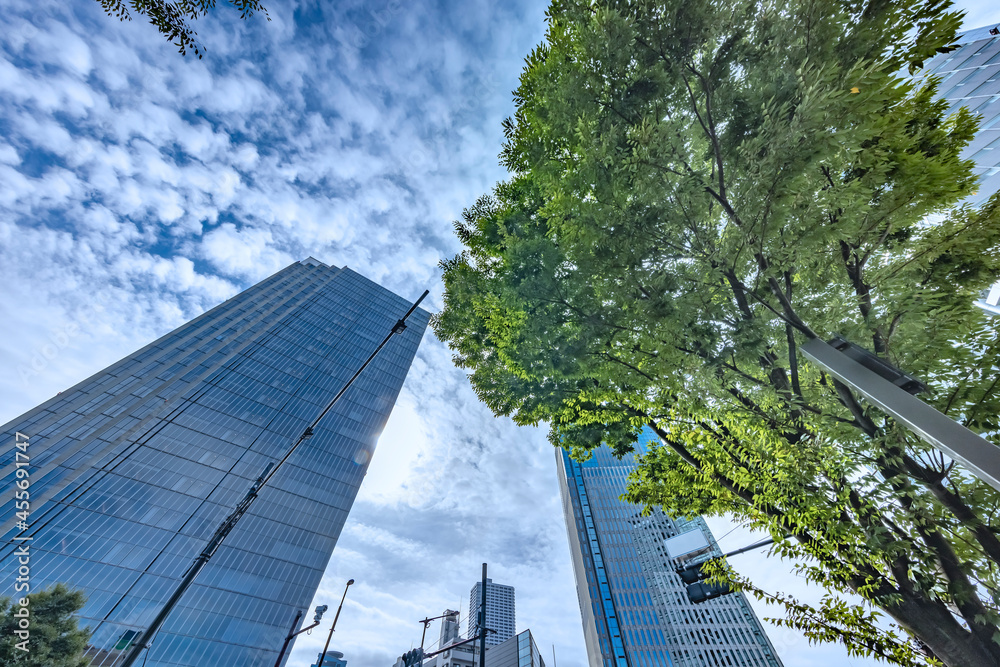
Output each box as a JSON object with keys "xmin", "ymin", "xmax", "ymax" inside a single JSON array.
[
  {"xmin": 923, "ymin": 24, "xmax": 1000, "ymax": 315},
  {"xmin": 924, "ymin": 24, "xmax": 1000, "ymax": 208},
  {"xmin": 0, "ymin": 258, "xmax": 429, "ymax": 666},
  {"xmin": 556, "ymin": 429, "xmax": 783, "ymax": 667}
]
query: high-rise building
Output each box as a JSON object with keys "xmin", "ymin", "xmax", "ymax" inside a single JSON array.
[
  {"xmin": 0, "ymin": 258, "xmax": 429, "ymax": 667},
  {"xmin": 467, "ymin": 578, "xmax": 515, "ymax": 646},
  {"xmin": 312, "ymin": 650, "xmax": 348, "ymax": 667},
  {"xmin": 924, "ymin": 23, "xmax": 1000, "ymax": 209},
  {"xmin": 922, "ymin": 23, "xmax": 1000, "ymax": 315},
  {"xmin": 556, "ymin": 429, "xmax": 783, "ymax": 667},
  {"xmin": 440, "ymin": 609, "xmax": 461, "ymax": 646}
]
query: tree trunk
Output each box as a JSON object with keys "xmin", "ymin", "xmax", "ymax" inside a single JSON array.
[{"xmin": 884, "ymin": 592, "xmax": 1000, "ymax": 667}]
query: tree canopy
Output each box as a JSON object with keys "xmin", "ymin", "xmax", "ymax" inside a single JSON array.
[
  {"xmin": 433, "ymin": 1, "xmax": 1000, "ymax": 665},
  {"xmin": 0, "ymin": 584, "xmax": 91, "ymax": 666},
  {"xmin": 95, "ymin": 0, "xmax": 268, "ymax": 58}
]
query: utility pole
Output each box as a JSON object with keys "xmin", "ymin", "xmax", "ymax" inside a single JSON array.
[
  {"xmin": 479, "ymin": 563, "xmax": 488, "ymax": 667},
  {"xmin": 317, "ymin": 579, "xmax": 354, "ymax": 667},
  {"xmin": 119, "ymin": 290, "xmax": 428, "ymax": 667},
  {"xmin": 418, "ymin": 610, "xmax": 458, "ymax": 651}
]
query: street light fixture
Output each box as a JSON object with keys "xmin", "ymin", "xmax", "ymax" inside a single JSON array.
[
  {"xmin": 317, "ymin": 579, "xmax": 355, "ymax": 667},
  {"xmin": 801, "ymin": 337, "xmax": 1000, "ymax": 494}
]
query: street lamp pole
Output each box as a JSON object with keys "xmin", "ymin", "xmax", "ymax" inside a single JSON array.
[
  {"xmin": 801, "ymin": 337, "xmax": 1000, "ymax": 493},
  {"xmin": 317, "ymin": 579, "xmax": 354, "ymax": 667},
  {"xmin": 274, "ymin": 604, "xmax": 329, "ymax": 667}
]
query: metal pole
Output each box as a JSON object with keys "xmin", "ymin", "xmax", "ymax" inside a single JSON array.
[
  {"xmin": 801, "ymin": 338, "xmax": 1000, "ymax": 493},
  {"xmin": 479, "ymin": 563, "xmax": 487, "ymax": 667},
  {"xmin": 721, "ymin": 537, "xmax": 774, "ymax": 560},
  {"xmin": 119, "ymin": 291, "xmax": 427, "ymax": 667},
  {"xmin": 317, "ymin": 579, "xmax": 354, "ymax": 667},
  {"xmin": 273, "ymin": 610, "xmax": 302, "ymax": 667}
]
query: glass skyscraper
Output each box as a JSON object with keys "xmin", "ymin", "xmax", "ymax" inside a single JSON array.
[
  {"xmin": 924, "ymin": 24, "xmax": 1000, "ymax": 209},
  {"xmin": 556, "ymin": 430, "xmax": 783, "ymax": 667},
  {"xmin": 924, "ymin": 23, "xmax": 1000, "ymax": 315},
  {"xmin": 0, "ymin": 258, "xmax": 429, "ymax": 666}
]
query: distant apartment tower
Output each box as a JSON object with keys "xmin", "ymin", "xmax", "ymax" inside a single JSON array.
[
  {"xmin": 556, "ymin": 429, "xmax": 783, "ymax": 667},
  {"xmin": 922, "ymin": 24, "xmax": 1000, "ymax": 314},
  {"xmin": 0, "ymin": 258, "xmax": 429, "ymax": 666},
  {"xmin": 467, "ymin": 578, "xmax": 515, "ymax": 646}
]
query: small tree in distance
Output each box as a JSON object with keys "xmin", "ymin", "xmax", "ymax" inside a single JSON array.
[
  {"xmin": 434, "ymin": 0, "xmax": 1000, "ymax": 665},
  {"xmin": 0, "ymin": 584, "xmax": 91, "ymax": 667},
  {"xmin": 94, "ymin": 0, "xmax": 269, "ymax": 58}
]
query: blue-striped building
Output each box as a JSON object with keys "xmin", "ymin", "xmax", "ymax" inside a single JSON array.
[{"xmin": 556, "ymin": 430, "xmax": 782, "ymax": 667}]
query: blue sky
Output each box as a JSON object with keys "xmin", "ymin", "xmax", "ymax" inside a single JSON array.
[{"xmin": 0, "ymin": 1, "xmax": 998, "ymax": 666}]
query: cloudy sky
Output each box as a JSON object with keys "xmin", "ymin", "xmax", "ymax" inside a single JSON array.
[{"xmin": 1, "ymin": 1, "xmax": 998, "ymax": 666}]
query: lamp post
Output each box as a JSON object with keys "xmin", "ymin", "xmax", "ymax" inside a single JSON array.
[
  {"xmin": 273, "ymin": 604, "xmax": 329, "ymax": 667},
  {"xmin": 801, "ymin": 337, "xmax": 1000, "ymax": 494},
  {"xmin": 317, "ymin": 579, "xmax": 354, "ymax": 667}
]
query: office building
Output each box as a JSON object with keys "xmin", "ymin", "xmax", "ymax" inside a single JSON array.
[
  {"xmin": 556, "ymin": 429, "xmax": 783, "ymax": 667},
  {"xmin": 467, "ymin": 578, "xmax": 515, "ymax": 646},
  {"xmin": 482, "ymin": 630, "xmax": 545, "ymax": 667},
  {"xmin": 312, "ymin": 650, "xmax": 348, "ymax": 667},
  {"xmin": 924, "ymin": 24, "xmax": 1000, "ymax": 208},
  {"xmin": 922, "ymin": 23, "xmax": 1000, "ymax": 314},
  {"xmin": 397, "ymin": 628, "xmax": 543, "ymax": 667},
  {"xmin": 440, "ymin": 609, "xmax": 461, "ymax": 646},
  {"xmin": 0, "ymin": 258, "xmax": 429, "ymax": 666}
]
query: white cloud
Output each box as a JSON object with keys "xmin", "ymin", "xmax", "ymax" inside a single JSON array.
[{"xmin": 9, "ymin": 0, "xmax": 989, "ymax": 665}]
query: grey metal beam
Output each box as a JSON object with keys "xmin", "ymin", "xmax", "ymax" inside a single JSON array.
[{"xmin": 801, "ymin": 338, "xmax": 1000, "ymax": 493}]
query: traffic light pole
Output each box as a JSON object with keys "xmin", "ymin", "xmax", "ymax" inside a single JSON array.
[
  {"xmin": 679, "ymin": 536, "xmax": 778, "ymax": 603},
  {"xmin": 419, "ymin": 611, "xmax": 458, "ymax": 651},
  {"xmin": 273, "ymin": 610, "xmax": 302, "ymax": 667},
  {"xmin": 119, "ymin": 290, "xmax": 428, "ymax": 667}
]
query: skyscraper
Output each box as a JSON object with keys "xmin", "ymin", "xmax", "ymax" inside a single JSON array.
[
  {"xmin": 923, "ymin": 23, "xmax": 1000, "ymax": 209},
  {"xmin": 556, "ymin": 430, "xmax": 783, "ymax": 667},
  {"xmin": 467, "ymin": 578, "xmax": 515, "ymax": 646},
  {"xmin": 0, "ymin": 258, "xmax": 429, "ymax": 667},
  {"xmin": 921, "ymin": 23, "xmax": 1000, "ymax": 315}
]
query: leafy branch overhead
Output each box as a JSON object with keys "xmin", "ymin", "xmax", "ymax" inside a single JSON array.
[
  {"xmin": 95, "ymin": 0, "xmax": 269, "ymax": 57},
  {"xmin": 434, "ymin": 1, "xmax": 1000, "ymax": 665}
]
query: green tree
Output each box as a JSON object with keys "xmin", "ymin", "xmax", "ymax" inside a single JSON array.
[
  {"xmin": 95, "ymin": 0, "xmax": 268, "ymax": 58},
  {"xmin": 0, "ymin": 584, "xmax": 91, "ymax": 666},
  {"xmin": 433, "ymin": 1, "xmax": 1000, "ymax": 665}
]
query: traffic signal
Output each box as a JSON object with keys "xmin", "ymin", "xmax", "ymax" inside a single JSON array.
[
  {"xmin": 676, "ymin": 561, "xmax": 731, "ymax": 603},
  {"xmin": 401, "ymin": 648, "xmax": 425, "ymax": 667}
]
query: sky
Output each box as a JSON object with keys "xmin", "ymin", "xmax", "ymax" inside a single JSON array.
[{"xmin": 0, "ymin": 1, "xmax": 998, "ymax": 667}]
